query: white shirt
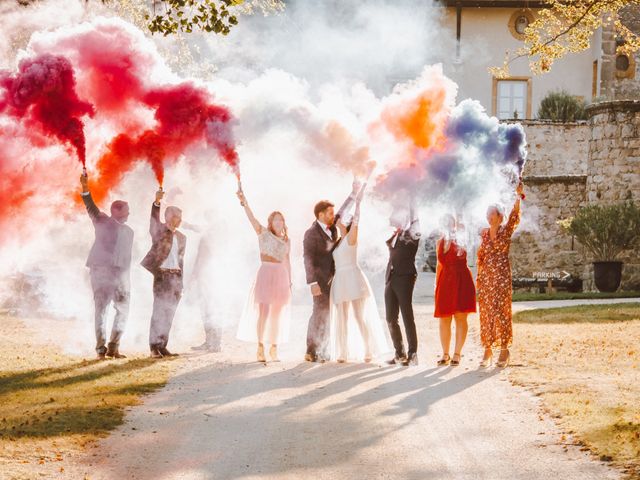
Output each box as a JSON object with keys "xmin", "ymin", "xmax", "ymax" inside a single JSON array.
[
  {"xmin": 391, "ymin": 231, "xmax": 400, "ymax": 248},
  {"xmin": 391, "ymin": 219, "xmax": 421, "ymax": 248},
  {"xmin": 318, "ymin": 221, "xmax": 333, "ymax": 239},
  {"xmin": 160, "ymin": 235, "xmax": 180, "ymax": 270}
]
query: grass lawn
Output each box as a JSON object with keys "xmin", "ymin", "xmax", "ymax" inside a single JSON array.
[
  {"xmin": 511, "ymin": 303, "xmax": 640, "ymax": 479},
  {"xmin": 0, "ymin": 314, "xmax": 179, "ymax": 478},
  {"xmin": 512, "ymin": 290, "xmax": 640, "ymax": 302}
]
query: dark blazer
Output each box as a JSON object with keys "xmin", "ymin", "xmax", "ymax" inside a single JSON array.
[
  {"xmin": 141, "ymin": 203, "xmax": 186, "ymax": 275},
  {"xmin": 83, "ymin": 193, "xmax": 133, "ymax": 270},
  {"xmin": 303, "ymin": 221, "xmax": 337, "ymax": 294},
  {"xmin": 385, "ymin": 229, "xmax": 420, "ymax": 282}
]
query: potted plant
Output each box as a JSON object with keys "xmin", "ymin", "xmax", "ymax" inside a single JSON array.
[{"xmin": 558, "ymin": 201, "xmax": 640, "ymax": 292}]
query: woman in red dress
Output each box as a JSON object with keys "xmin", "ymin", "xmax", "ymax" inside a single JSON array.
[{"xmin": 434, "ymin": 215, "xmax": 477, "ymax": 366}]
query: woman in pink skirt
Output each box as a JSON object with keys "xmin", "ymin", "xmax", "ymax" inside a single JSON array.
[{"xmin": 236, "ymin": 187, "xmax": 291, "ymax": 363}]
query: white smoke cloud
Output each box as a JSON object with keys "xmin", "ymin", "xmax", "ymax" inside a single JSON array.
[{"xmin": 0, "ymin": 1, "xmax": 527, "ymax": 358}]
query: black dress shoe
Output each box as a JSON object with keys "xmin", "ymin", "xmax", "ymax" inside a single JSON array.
[
  {"xmin": 106, "ymin": 343, "xmax": 127, "ymax": 359},
  {"xmin": 159, "ymin": 347, "xmax": 178, "ymax": 357},
  {"xmin": 405, "ymin": 353, "xmax": 418, "ymax": 366},
  {"xmin": 386, "ymin": 356, "xmax": 407, "ymax": 365},
  {"xmin": 150, "ymin": 347, "xmax": 163, "ymax": 359},
  {"xmin": 108, "ymin": 351, "xmax": 127, "ymax": 359}
]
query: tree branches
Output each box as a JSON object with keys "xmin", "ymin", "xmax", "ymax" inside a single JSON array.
[{"xmin": 491, "ymin": 0, "xmax": 640, "ymax": 78}]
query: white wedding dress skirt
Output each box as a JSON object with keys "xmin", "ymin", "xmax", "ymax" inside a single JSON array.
[{"xmin": 330, "ymin": 239, "xmax": 391, "ymax": 360}]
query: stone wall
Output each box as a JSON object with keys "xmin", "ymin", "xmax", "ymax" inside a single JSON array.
[
  {"xmin": 586, "ymin": 101, "xmax": 640, "ymax": 204},
  {"xmin": 585, "ymin": 100, "xmax": 640, "ymax": 289},
  {"xmin": 520, "ymin": 121, "xmax": 589, "ymax": 176},
  {"xmin": 508, "ymin": 105, "xmax": 640, "ymax": 291},
  {"xmin": 510, "ymin": 175, "xmax": 587, "ymax": 281},
  {"xmin": 509, "ymin": 121, "xmax": 589, "ymax": 285}
]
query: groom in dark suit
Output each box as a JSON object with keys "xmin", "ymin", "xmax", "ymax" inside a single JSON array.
[
  {"xmin": 303, "ymin": 200, "xmax": 337, "ymax": 362},
  {"xmin": 303, "ymin": 183, "xmax": 359, "ymax": 362},
  {"xmin": 385, "ymin": 203, "xmax": 421, "ymax": 366}
]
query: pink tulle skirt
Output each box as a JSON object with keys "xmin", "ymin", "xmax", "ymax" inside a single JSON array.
[
  {"xmin": 237, "ymin": 262, "xmax": 291, "ymax": 344},
  {"xmin": 254, "ymin": 262, "xmax": 291, "ymax": 305}
]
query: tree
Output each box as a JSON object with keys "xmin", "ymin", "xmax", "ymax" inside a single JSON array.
[
  {"xmin": 491, "ymin": 0, "xmax": 640, "ymax": 78},
  {"xmin": 17, "ymin": 0, "xmax": 284, "ymax": 37},
  {"xmin": 145, "ymin": 0, "xmax": 284, "ymax": 36},
  {"xmin": 146, "ymin": 0, "xmax": 240, "ymax": 36}
]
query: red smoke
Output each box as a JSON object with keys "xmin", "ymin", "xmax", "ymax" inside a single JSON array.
[
  {"xmin": 0, "ymin": 19, "xmax": 240, "ymax": 249},
  {"xmin": 0, "ymin": 53, "xmax": 94, "ymax": 166},
  {"xmin": 143, "ymin": 83, "xmax": 237, "ymax": 183},
  {"xmin": 88, "ymin": 82, "xmax": 238, "ymax": 204},
  {"xmin": 12, "ymin": 20, "xmax": 239, "ymax": 205}
]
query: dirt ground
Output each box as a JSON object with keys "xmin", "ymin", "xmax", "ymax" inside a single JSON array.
[{"xmin": 510, "ymin": 303, "xmax": 640, "ymax": 479}]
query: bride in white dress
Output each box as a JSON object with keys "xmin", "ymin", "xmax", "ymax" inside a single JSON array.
[{"xmin": 331, "ymin": 183, "xmax": 389, "ymax": 363}]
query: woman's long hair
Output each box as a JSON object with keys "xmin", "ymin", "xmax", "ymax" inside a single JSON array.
[{"xmin": 268, "ymin": 211, "xmax": 289, "ymax": 242}]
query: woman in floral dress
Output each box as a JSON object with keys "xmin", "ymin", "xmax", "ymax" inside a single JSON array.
[{"xmin": 476, "ymin": 181, "xmax": 525, "ymax": 368}]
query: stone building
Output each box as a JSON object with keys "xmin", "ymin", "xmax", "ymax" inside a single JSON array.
[
  {"xmin": 436, "ymin": 2, "xmax": 640, "ymax": 290},
  {"xmin": 439, "ymin": 1, "xmax": 640, "ymax": 117},
  {"xmin": 599, "ymin": 5, "xmax": 640, "ymax": 101}
]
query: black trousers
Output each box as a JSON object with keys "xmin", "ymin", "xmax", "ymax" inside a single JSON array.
[
  {"xmin": 149, "ymin": 271, "xmax": 183, "ymax": 350},
  {"xmin": 384, "ymin": 274, "xmax": 417, "ymax": 358},
  {"xmin": 306, "ymin": 292, "xmax": 331, "ymax": 360}
]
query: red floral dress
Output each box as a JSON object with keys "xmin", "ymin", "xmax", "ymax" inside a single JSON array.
[
  {"xmin": 476, "ymin": 205, "xmax": 520, "ymax": 348},
  {"xmin": 434, "ymin": 240, "xmax": 477, "ymax": 318}
]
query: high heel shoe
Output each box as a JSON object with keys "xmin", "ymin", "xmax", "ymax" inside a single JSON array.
[
  {"xmin": 451, "ymin": 353, "xmax": 462, "ymax": 366},
  {"xmin": 496, "ymin": 349, "xmax": 510, "ymax": 368},
  {"xmin": 257, "ymin": 344, "xmax": 266, "ymax": 363},
  {"xmin": 269, "ymin": 345, "xmax": 279, "ymax": 362},
  {"xmin": 437, "ymin": 354, "xmax": 451, "ymax": 366},
  {"xmin": 479, "ymin": 351, "xmax": 493, "ymax": 368}
]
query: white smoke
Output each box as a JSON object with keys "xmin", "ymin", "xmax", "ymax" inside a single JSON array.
[{"xmin": 0, "ymin": 0, "xmax": 526, "ymax": 358}]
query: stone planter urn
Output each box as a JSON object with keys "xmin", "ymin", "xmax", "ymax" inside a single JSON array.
[{"xmin": 593, "ymin": 261, "xmax": 623, "ymax": 292}]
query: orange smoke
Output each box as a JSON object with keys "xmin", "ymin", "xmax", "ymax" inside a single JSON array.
[{"xmin": 380, "ymin": 87, "xmax": 449, "ymax": 156}]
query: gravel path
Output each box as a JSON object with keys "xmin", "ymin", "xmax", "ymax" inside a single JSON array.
[{"xmin": 77, "ymin": 300, "xmax": 629, "ymax": 480}]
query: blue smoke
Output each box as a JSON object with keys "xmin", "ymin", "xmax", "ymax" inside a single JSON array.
[{"xmin": 446, "ymin": 99, "xmax": 527, "ymax": 175}]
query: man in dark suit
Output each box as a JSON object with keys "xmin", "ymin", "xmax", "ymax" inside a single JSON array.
[
  {"xmin": 303, "ymin": 200, "xmax": 337, "ymax": 363},
  {"xmin": 80, "ymin": 172, "xmax": 134, "ymax": 360},
  {"xmin": 141, "ymin": 188, "xmax": 186, "ymax": 358},
  {"xmin": 303, "ymin": 183, "xmax": 359, "ymax": 362},
  {"xmin": 385, "ymin": 203, "xmax": 421, "ymax": 366}
]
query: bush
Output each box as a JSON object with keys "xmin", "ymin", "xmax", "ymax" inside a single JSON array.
[
  {"xmin": 558, "ymin": 201, "xmax": 640, "ymax": 261},
  {"xmin": 538, "ymin": 90, "xmax": 587, "ymax": 122}
]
